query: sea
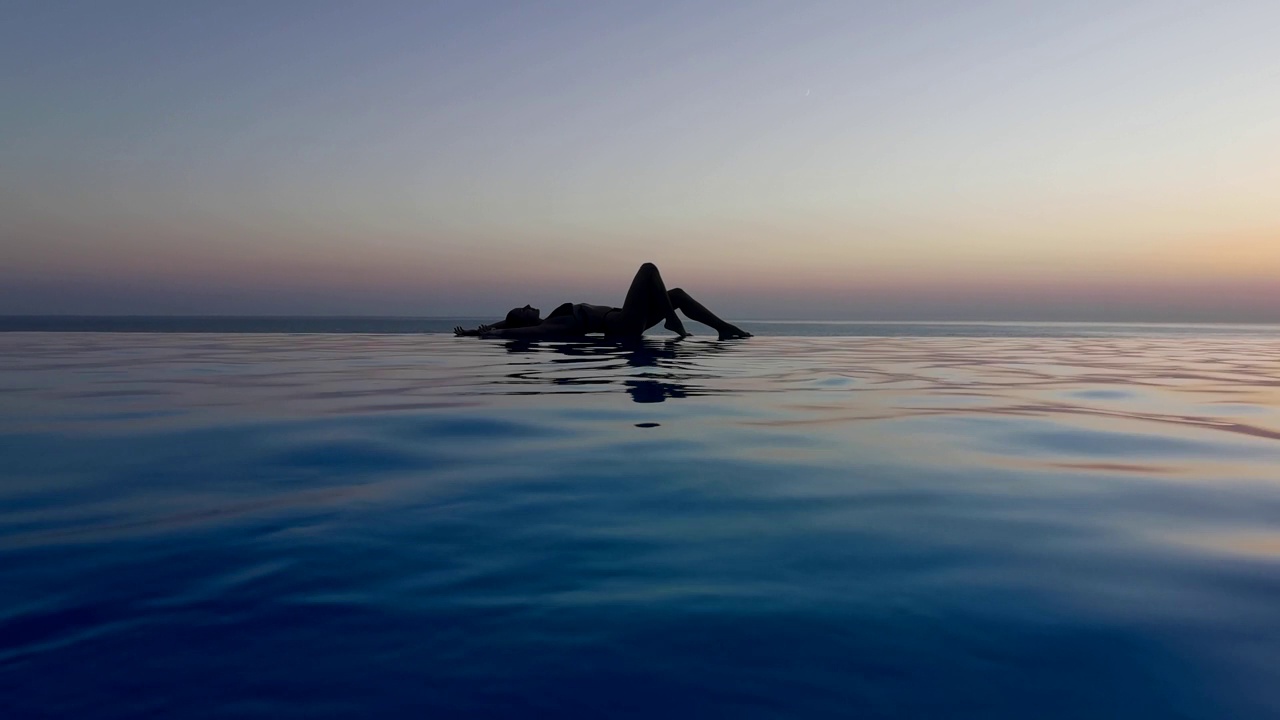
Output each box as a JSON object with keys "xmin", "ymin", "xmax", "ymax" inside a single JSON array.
[{"xmin": 2, "ymin": 319, "xmax": 1279, "ymax": 718}]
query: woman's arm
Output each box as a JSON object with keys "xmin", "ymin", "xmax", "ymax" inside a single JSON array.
[
  {"xmin": 454, "ymin": 321, "xmax": 509, "ymax": 336},
  {"xmin": 481, "ymin": 318, "xmax": 577, "ymax": 340}
]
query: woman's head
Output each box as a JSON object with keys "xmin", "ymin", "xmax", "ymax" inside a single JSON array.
[{"xmin": 504, "ymin": 305, "xmax": 541, "ymax": 328}]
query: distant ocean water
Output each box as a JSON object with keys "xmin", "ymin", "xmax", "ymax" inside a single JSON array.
[
  {"xmin": 3, "ymin": 315, "xmax": 1280, "ymax": 337},
  {"xmin": 3, "ymin": 328, "xmax": 1280, "ymax": 718}
]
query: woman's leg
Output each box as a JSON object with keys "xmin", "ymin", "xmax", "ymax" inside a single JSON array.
[
  {"xmin": 612, "ymin": 263, "xmax": 688, "ymax": 337},
  {"xmin": 666, "ymin": 288, "xmax": 751, "ymax": 339}
]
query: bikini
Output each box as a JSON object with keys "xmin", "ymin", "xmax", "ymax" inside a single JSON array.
[{"xmin": 548, "ymin": 302, "xmax": 621, "ymax": 335}]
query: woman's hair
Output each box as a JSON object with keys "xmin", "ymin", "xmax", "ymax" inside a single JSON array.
[{"xmin": 504, "ymin": 307, "xmax": 540, "ymax": 328}]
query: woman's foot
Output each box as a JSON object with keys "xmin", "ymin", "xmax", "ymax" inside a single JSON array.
[
  {"xmin": 718, "ymin": 324, "xmax": 752, "ymax": 340},
  {"xmin": 664, "ymin": 318, "xmax": 691, "ymax": 337}
]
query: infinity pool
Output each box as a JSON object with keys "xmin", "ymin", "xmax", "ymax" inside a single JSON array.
[{"xmin": 2, "ymin": 333, "xmax": 1278, "ymax": 718}]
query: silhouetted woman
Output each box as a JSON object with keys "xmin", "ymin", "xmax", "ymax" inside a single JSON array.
[{"xmin": 454, "ymin": 263, "xmax": 752, "ymax": 340}]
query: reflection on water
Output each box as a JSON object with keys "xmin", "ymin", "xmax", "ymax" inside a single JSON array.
[
  {"xmin": 500, "ymin": 338, "xmax": 735, "ymax": 402},
  {"xmin": 1, "ymin": 333, "xmax": 1279, "ymax": 718}
]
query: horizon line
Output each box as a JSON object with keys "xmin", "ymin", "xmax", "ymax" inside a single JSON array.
[{"xmin": 1, "ymin": 314, "xmax": 1276, "ymax": 327}]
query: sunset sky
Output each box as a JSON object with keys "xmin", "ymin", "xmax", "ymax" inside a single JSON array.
[{"xmin": 2, "ymin": 1, "xmax": 1278, "ymax": 320}]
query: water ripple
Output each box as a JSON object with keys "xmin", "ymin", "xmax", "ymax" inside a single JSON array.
[{"xmin": 1, "ymin": 333, "xmax": 1279, "ymax": 718}]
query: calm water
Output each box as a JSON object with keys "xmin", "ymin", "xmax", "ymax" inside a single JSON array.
[{"xmin": 2, "ymin": 331, "xmax": 1279, "ymax": 718}]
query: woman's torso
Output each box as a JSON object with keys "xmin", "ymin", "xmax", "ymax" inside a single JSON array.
[{"xmin": 547, "ymin": 302, "xmax": 619, "ymax": 335}]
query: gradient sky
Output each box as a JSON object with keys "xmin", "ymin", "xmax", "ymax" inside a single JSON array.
[{"xmin": 2, "ymin": 0, "xmax": 1278, "ymax": 320}]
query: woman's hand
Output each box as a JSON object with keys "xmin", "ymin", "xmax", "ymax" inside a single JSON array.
[{"xmin": 454, "ymin": 324, "xmax": 493, "ymax": 337}]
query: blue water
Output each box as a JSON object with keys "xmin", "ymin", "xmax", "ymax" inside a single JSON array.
[{"xmin": 2, "ymin": 331, "xmax": 1279, "ymax": 718}]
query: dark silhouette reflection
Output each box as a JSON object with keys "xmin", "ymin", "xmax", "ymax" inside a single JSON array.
[
  {"xmin": 624, "ymin": 378, "xmax": 688, "ymax": 404},
  {"xmin": 497, "ymin": 337, "xmax": 740, "ymax": 403}
]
